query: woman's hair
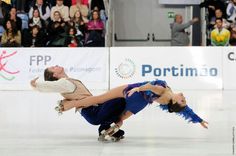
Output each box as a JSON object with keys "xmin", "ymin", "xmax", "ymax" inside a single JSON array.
[
  {"xmin": 6, "ymin": 20, "xmax": 18, "ymax": 37},
  {"xmin": 44, "ymin": 68, "xmax": 59, "ymax": 81},
  {"xmin": 67, "ymin": 26, "xmax": 77, "ymax": 35},
  {"xmin": 92, "ymin": 10, "xmax": 100, "ymax": 20},
  {"xmin": 167, "ymin": 99, "xmax": 186, "ymax": 113}
]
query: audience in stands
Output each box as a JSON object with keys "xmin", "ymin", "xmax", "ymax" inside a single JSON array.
[{"xmin": 0, "ymin": 0, "xmax": 107, "ymax": 47}]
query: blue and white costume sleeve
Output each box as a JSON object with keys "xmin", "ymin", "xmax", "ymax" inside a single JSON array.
[{"xmin": 159, "ymin": 104, "xmax": 203, "ymax": 123}]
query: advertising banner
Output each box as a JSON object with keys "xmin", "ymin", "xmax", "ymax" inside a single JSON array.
[
  {"xmin": 0, "ymin": 48, "xmax": 109, "ymax": 90},
  {"xmin": 110, "ymin": 47, "xmax": 222, "ymax": 90}
]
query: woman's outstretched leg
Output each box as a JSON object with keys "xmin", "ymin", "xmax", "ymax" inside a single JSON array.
[{"xmin": 62, "ymin": 85, "xmax": 127, "ymax": 111}]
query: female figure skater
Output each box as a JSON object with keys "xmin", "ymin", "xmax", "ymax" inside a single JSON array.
[{"xmin": 57, "ymin": 76, "xmax": 208, "ymax": 129}]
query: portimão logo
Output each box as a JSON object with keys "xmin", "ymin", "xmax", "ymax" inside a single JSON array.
[
  {"xmin": 115, "ymin": 58, "xmax": 136, "ymax": 79},
  {"xmin": 0, "ymin": 50, "xmax": 20, "ymax": 81}
]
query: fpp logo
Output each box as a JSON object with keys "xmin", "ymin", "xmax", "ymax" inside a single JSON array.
[
  {"xmin": 115, "ymin": 58, "xmax": 136, "ymax": 79},
  {"xmin": 30, "ymin": 55, "xmax": 51, "ymax": 66}
]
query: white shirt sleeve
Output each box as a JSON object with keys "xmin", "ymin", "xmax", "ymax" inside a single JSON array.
[{"xmin": 34, "ymin": 78, "xmax": 76, "ymax": 93}]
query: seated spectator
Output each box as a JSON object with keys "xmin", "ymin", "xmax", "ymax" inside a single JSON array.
[
  {"xmin": 0, "ymin": 0, "xmax": 11, "ymax": 38},
  {"xmin": 64, "ymin": 26, "xmax": 83, "ymax": 47},
  {"xmin": 211, "ymin": 18, "xmax": 230, "ymax": 46},
  {"xmin": 47, "ymin": 11, "xmax": 66, "ymax": 46},
  {"xmin": 22, "ymin": 25, "xmax": 45, "ymax": 47},
  {"xmin": 85, "ymin": 10, "xmax": 104, "ymax": 47},
  {"xmin": 226, "ymin": 0, "xmax": 236, "ymax": 23},
  {"xmin": 28, "ymin": 0, "xmax": 51, "ymax": 23},
  {"xmin": 71, "ymin": 10, "xmax": 86, "ymax": 37},
  {"xmin": 4, "ymin": 7, "xmax": 22, "ymax": 31},
  {"xmin": 50, "ymin": 0, "xmax": 70, "ymax": 22},
  {"xmin": 1, "ymin": 19, "xmax": 21, "ymax": 47},
  {"xmin": 69, "ymin": 0, "xmax": 89, "ymax": 22},
  {"xmin": 90, "ymin": 0, "xmax": 105, "ymax": 12},
  {"xmin": 87, "ymin": 10, "xmax": 104, "ymax": 31},
  {"xmin": 200, "ymin": 0, "xmax": 226, "ymax": 21},
  {"xmin": 28, "ymin": 8, "xmax": 46, "ymax": 31},
  {"xmin": 209, "ymin": 9, "xmax": 230, "ymax": 29},
  {"xmin": 90, "ymin": 6, "xmax": 107, "ymax": 27}
]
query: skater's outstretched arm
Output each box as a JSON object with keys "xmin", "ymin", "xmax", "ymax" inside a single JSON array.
[
  {"xmin": 30, "ymin": 77, "xmax": 75, "ymax": 93},
  {"xmin": 62, "ymin": 85, "xmax": 128, "ymax": 110},
  {"xmin": 159, "ymin": 104, "xmax": 208, "ymax": 129},
  {"xmin": 127, "ymin": 82, "xmax": 166, "ymax": 97}
]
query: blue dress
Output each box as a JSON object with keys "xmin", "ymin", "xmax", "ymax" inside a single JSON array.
[{"xmin": 123, "ymin": 79, "xmax": 167, "ymax": 114}]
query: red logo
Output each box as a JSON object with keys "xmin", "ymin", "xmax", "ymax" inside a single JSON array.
[{"xmin": 0, "ymin": 50, "xmax": 20, "ymax": 81}]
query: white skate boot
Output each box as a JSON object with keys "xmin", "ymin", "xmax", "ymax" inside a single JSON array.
[{"xmin": 98, "ymin": 123, "xmax": 120, "ymax": 142}]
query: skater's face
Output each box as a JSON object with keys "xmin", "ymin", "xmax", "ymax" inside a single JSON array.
[
  {"xmin": 172, "ymin": 93, "xmax": 186, "ymax": 107},
  {"xmin": 48, "ymin": 65, "xmax": 64, "ymax": 78}
]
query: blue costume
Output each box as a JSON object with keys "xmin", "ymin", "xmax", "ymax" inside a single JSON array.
[
  {"xmin": 123, "ymin": 79, "xmax": 203, "ymax": 123},
  {"xmin": 80, "ymin": 98, "xmax": 126, "ymax": 135}
]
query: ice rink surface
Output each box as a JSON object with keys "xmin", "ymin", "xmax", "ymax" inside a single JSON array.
[{"xmin": 0, "ymin": 90, "xmax": 235, "ymax": 156}]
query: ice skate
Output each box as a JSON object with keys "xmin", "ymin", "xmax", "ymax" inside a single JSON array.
[{"xmin": 99, "ymin": 123, "xmax": 120, "ymax": 140}]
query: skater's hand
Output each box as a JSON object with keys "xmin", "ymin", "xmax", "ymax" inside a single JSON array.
[
  {"xmin": 127, "ymin": 87, "xmax": 139, "ymax": 97},
  {"xmin": 200, "ymin": 120, "xmax": 208, "ymax": 129},
  {"xmin": 30, "ymin": 77, "xmax": 39, "ymax": 88}
]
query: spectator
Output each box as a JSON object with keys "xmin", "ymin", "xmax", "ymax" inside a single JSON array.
[
  {"xmin": 170, "ymin": 14, "xmax": 199, "ymax": 46},
  {"xmin": 91, "ymin": 6, "xmax": 107, "ymax": 27},
  {"xmin": 4, "ymin": 7, "xmax": 22, "ymax": 31},
  {"xmin": 64, "ymin": 26, "xmax": 83, "ymax": 47},
  {"xmin": 200, "ymin": 0, "xmax": 226, "ymax": 21},
  {"xmin": 1, "ymin": 19, "xmax": 21, "ymax": 47},
  {"xmin": 72, "ymin": 10, "xmax": 86, "ymax": 37},
  {"xmin": 226, "ymin": 0, "xmax": 236, "ymax": 23},
  {"xmin": 90, "ymin": 0, "xmax": 105, "ymax": 11},
  {"xmin": 28, "ymin": 8, "xmax": 46, "ymax": 30},
  {"xmin": 22, "ymin": 25, "xmax": 45, "ymax": 47},
  {"xmin": 50, "ymin": 0, "xmax": 70, "ymax": 22},
  {"xmin": 47, "ymin": 11, "xmax": 66, "ymax": 46},
  {"xmin": 85, "ymin": 10, "xmax": 104, "ymax": 47},
  {"xmin": 0, "ymin": 0, "xmax": 11, "ymax": 38},
  {"xmin": 48, "ymin": 0, "xmax": 71, "ymax": 7},
  {"xmin": 211, "ymin": 18, "xmax": 230, "ymax": 46},
  {"xmin": 69, "ymin": 0, "xmax": 88, "ymax": 21},
  {"xmin": 28, "ymin": 0, "xmax": 51, "ymax": 23},
  {"xmin": 210, "ymin": 8, "xmax": 230, "ymax": 29}
]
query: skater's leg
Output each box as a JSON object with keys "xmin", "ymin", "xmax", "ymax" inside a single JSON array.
[{"xmin": 63, "ymin": 85, "xmax": 127, "ymax": 111}]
